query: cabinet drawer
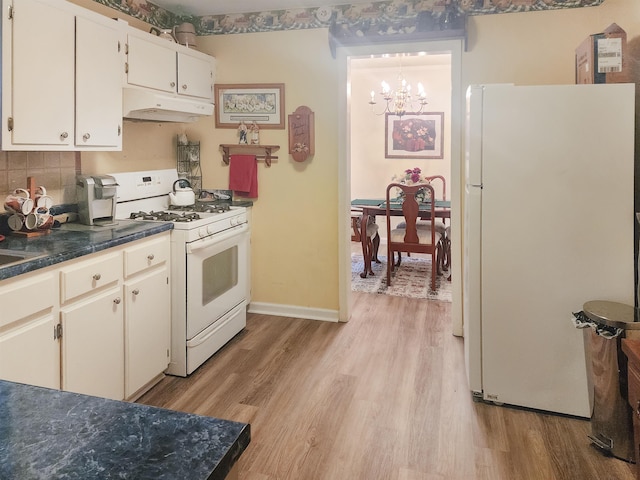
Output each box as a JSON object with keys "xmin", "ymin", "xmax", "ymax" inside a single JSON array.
[
  {"xmin": 0, "ymin": 271, "xmax": 55, "ymax": 328},
  {"xmin": 123, "ymin": 234, "xmax": 170, "ymax": 278},
  {"xmin": 60, "ymin": 251, "xmax": 122, "ymax": 303}
]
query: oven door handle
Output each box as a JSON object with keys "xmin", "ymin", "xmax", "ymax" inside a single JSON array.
[{"xmin": 186, "ymin": 224, "xmax": 247, "ymax": 253}]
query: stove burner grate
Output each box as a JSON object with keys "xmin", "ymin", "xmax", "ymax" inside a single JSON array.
[
  {"xmin": 168, "ymin": 202, "xmax": 231, "ymax": 214},
  {"xmin": 129, "ymin": 210, "xmax": 201, "ymax": 222}
]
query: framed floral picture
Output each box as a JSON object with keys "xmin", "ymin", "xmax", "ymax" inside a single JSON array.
[
  {"xmin": 385, "ymin": 112, "xmax": 444, "ymax": 159},
  {"xmin": 214, "ymin": 83, "xmax": 285, "ymax": 129}
]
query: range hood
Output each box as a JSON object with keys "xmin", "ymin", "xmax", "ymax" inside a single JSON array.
[{"xmin": 122, "ymin": 88, "xmax": 214, "ymax": 123}]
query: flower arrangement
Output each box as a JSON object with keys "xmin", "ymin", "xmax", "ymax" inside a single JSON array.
[
  {"xmin": 292, "ymin": 142, "xmax": 309, "ymax": 153},
  {"xmin": 391, "ymin": 167, "xmax": 432, "ymax": 202},
  {"xmin": 392, "ymin": 167, "xmax": 428, "ymax": 185}
]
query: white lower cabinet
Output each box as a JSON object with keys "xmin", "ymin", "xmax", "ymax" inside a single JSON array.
[
  {"xmin": 124, "ymin": 269, "xmax": 170, "ymax": 398},
  {"xmin": 123, "ymin": 233, "xmax": 171, "ymax": 399},
  {"xmin": 61, "ymin": 286, "xmax": 124, "ymax": 400},
  {"xmin": 0, "ymin": 232, "xmax": 171, "ymax": 401},
  {"xmin": 59, "ymin": 249, "xmax": 124, "ymax": 400},
  {"xmin": 0, "ymin": 270, "xmax": 59, "ymax": 389}
]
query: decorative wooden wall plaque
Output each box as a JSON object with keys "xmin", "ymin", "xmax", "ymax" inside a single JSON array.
[{"xmin": 288, "ymin": 106, "xmax": 315, "ymax": 162}]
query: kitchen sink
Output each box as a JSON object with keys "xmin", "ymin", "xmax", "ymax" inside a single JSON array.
[{"xmin": 0, "ymin": 250, "xmax": 45, "ymax": 267}]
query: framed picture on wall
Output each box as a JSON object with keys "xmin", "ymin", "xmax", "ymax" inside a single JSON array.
[
  {"xmin": 214, "ymin": 83, "xmax": 285, "ymax": 129},
  {"xmin": 385, "ymin": 112, "xmax": 444, "ymax": 159}
]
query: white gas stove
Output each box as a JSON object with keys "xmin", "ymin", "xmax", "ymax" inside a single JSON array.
[
  {"xmin": 110, "ymin": 169, "xmax": 249, "ymax": 376},
  {"xmin": 113, "ymin": 169, "xmax": 247, "ymax": 236}
]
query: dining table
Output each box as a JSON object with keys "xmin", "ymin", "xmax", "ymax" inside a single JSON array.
[{"xmin": 351, "ymin": 198, "xmax": 451, "ymax": 278}]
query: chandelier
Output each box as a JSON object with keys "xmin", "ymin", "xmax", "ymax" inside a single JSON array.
[{"xmin": 368, "ymin": 73, "xmax": 427, "ymax": 117}]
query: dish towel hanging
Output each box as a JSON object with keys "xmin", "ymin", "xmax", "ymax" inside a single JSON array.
[{"xmin": 229, "ymin": 154, "xmax": 258, "ymax": 198}]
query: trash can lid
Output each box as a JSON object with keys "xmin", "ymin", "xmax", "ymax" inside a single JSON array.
[{"xmin": 583, "ymin": 300, "xmax": 640, "ymax": 330}]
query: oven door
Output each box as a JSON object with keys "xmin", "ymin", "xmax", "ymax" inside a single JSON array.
[{"xmin": 185, "ymin": 223, "xmax": 248, "ymax": 339}]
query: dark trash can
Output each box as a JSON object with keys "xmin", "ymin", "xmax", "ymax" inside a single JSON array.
[{"xmin": 574, "ymin": 300, "xmax": 640, "ymax": 462}]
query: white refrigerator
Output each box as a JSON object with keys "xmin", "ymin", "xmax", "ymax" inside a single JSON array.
[{"xmin": 463, "ymin": 83, "xmax": 636, "ymax": 417}]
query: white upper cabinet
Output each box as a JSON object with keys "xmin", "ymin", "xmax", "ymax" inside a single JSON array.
[
  {"xmin": 126, "ymin": 27, "xmax": 215, "ymax": 102},
  {"xmin": 177, "ymin": 52, "xmax": 214, "ymax": 100},
  {"xmin": 75, "ymin": 15, "xmax": 124, "ymax": 148},
  {"xmin": 4, "ymin": 0, "xmax": 75, "ymax": 148},
  {"xmin": 126, "ymin": 34, "xmax": 177, "ymax": 94},
  {"xmin": 1, "ymin": 0, "xmax": 124, "ymax": 151}
]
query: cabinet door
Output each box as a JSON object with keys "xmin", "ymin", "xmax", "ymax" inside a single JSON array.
[
  {"xmin": 8, "ymin": 0, "xmax": 74, "ymax": 146},
  {"xmin": 127, "ymin": 35, "xmax": 176, "ymax": 93},
  {"xmin": 177, "ymin": 52, "xmax": 214, "ymax": 100},
  {"xmin": 61, "ymin": 287, "xmax": 124, "ymax": 400},
  {"xmin": 75, "ymin": 15, "xmax": 123, "ymax": 148},
  {"xmin": 124, "ymin": 268, "xmax": 170, "ymax": 398},
  {"xmin": 0, "ymin": 270, "xmax": 58, "ymax": 389},
  {"xmin": 0, "ymin": 315, "xmax": 59, "ymax": 389}
]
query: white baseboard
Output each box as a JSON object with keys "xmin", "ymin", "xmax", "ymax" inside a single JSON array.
[{"xmin": 248, "ymin": 302, "xmax": 339, "ymax": 323}]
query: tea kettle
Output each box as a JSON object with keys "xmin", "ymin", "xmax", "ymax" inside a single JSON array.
[
  {"xmin": 169, "ymin": 179, "xmax": 195, "ymax": 206},
  {"xmin": 149, "ymin": 26, "xmax": 176, "ymax": 42}
]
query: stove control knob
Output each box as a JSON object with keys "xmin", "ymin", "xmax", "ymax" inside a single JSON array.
[
  {"xmin": 198, "ymin": 227, "xmax": 208, "ymax": 238},
  {"xmin": 207, "ymin": 225, "xmax": 216, "ymax": 235},
  {"xmin": 230, "ymin": 217, "xmax": 237, "ymax": 226}
]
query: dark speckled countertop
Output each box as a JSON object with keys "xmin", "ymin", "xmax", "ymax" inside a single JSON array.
[
  {"xmin": 0, "ymin": 380, "xmax": 250, "ymax": 479},
  {"xmin": 0, "ymin": 220, "xmax": 173, "ymax": 281}
]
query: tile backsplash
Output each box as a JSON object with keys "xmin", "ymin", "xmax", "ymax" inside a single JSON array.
[{"xmin": 0, "ymin": 151, "xmax": 80, "ymax": 211}]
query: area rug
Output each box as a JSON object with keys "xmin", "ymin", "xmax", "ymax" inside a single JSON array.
[{"xmin": 351, "ymin": 253, "xmax": 452, "ymax": 302}]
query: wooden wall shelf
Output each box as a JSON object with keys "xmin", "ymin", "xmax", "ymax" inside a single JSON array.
[{"xmin": 220, "ymin": 144, "xmax": 280, "ymax": 167}]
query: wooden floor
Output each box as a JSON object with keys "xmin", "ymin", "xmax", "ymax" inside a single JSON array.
[{"xmin": 138, "ymin": 293, "xmax": 636, "ymax": 480}]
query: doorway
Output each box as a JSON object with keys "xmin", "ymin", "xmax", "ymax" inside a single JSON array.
[{"xmin": 337, "ymin": 40, "xmax": 463, "ymax": 337}]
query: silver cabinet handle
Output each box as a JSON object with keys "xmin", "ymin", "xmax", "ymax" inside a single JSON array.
[
  {"xmin": 113, "ymin": 297, "xmax": 121, "ymax": 305},
  {"xmin": 83, "ymin": 133, "xmax": 91, "ymax": 142},
  {"xmin": 170, "ymin": 81, "xmax": 176, "ymax": 88},
  {"xmin": 60, "ymin": 132, "xmax": 68, "ymax": 140},
  {"xmin": 147, "ymin": 254, "xmax": 155, "ymax": 261},
  {"xmin": 181, "ymin": 84, "xmax": 187, "ymax": 90},
  {"xmin": 93, "ymin": 273, "xmax": 101, "ymax": 281},
  {"xmin": 132, "ymin": 289, "xmax": 140, "ymax": 296}
]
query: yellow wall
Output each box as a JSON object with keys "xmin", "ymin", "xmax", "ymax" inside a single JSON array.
[
  {"xmin": 76, "ymin": 0, "xmax": 639, "ymax": 314},
  {"xmin": 464, "ymin": 0, "xmax": 640, "ymax": 86},
  {"xmin": 202, "ymin": 30, "xmax": 340, "ymax": 309}
]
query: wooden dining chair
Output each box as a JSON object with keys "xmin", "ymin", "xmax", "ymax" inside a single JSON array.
[
  {"xmin": 350, "ymin": 208, "xmax": 363, "ymax": 243},
  {"xmin": 444, "ymin": 225, "xmax": 452, "ymax": 281},
  {"xmin": 386, "ymin": 182, "xmax": 443, "ymax": 291},
  {"xmin": 395, "ymin": 175, "xmax": 447, "ymax": 268},
  {"xmin": 351, "ymin": 208, "xmax": 380, "ymax": 263}
]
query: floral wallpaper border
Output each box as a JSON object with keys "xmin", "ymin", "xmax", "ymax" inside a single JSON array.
[{"xmin": 92, "ymin": 0, "xmax": 604, "ymax": 36}]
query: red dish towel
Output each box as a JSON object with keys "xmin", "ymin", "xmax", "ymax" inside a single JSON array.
[{"xmin": 229, "ymin": 154, "xmax": 258, "ymax": 198}]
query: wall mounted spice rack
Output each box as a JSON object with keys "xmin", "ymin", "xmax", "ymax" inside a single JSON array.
[{"xmin": 220, "ymin": 144, "xmax": 280, "ymax": 167}]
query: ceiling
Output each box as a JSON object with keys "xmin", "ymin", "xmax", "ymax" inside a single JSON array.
[{"xmin": 150, "ymin": 0, "xmax": 374, "ymax": 16}]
